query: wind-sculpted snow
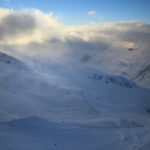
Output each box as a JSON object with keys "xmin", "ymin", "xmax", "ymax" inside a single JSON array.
[
  {"xmin": 0, "ymin": 52, "xmax": 150, "ymax": 149},
  {"xmin": 0, "ymin": 117, "xmax": 150, "ymax": 150}
]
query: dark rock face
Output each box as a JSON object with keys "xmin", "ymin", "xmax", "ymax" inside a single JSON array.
[
  {"xmin": 135, "ymin": 64, "xmax": 150, "ymax": 79},
  {"xmin": 128, "ymin": 48, "xmax": 136, "ymax": 51},
  {"xmin": 0, "ymin": 52, "xmax": 28, "ymax": 70},
  {"xmin": 81, "ymin": 55, "xmax": 92, "ymax": 63},
  {"xmin": 88, "ymin": 72, "xmax": 134, "ymax": 88},
  {"xmin": 146, "ymin": 108, "xmax": 150, "ymax": 113}
]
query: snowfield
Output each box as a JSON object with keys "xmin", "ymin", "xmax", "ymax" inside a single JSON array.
[
  {"xmin": 0, "ymin": 51, "xmax": 150, "ymax": 150},
  {"xmin": 1, "ymin": 117, "xmax": 150, "ymax": 150}
]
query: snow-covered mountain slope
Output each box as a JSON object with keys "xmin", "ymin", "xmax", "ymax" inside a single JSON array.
[
  {"xmin": 133, "ymin": 64, "xmax": 150, "ymax": 88},
  {"xmin": 0, "ymin": 53, "xmax": 150, "ymax": 124},
  {"xmin": 0, "ymin": 51, "xmax": 27, "ymax": 71},
  {"xmin": 1, "ymin": 116, "xmax": 150, "ymax": 150},
  {"xmin": 0, "ymin": 51, "xmax": 150, "ymax": 149},
  {"xmin": 79, "ymin": 47, "xmax": 150, "ymax": 89}
]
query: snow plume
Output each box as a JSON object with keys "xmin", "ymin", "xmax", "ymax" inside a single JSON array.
[{"xmin": 0, "ymin": 8, "xmax": 150, "ymax": 64}]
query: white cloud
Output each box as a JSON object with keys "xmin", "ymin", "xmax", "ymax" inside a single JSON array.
[
  {"xmin": 0, "ymin": 8, "xmax": 150, "ymax": 66},
  {"xmin": 88, "ymin": 10, "xmax": 96, "ymax": 16}
]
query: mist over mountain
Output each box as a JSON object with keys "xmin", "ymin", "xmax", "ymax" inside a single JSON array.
[{"xmin": 0, "ymin": 8, "xmax": 150, "ymax": 89}]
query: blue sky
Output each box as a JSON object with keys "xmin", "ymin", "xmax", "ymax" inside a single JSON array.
[{"xmin": 0, "ymin": 0, "xmax": 150, "ymax": 25}]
